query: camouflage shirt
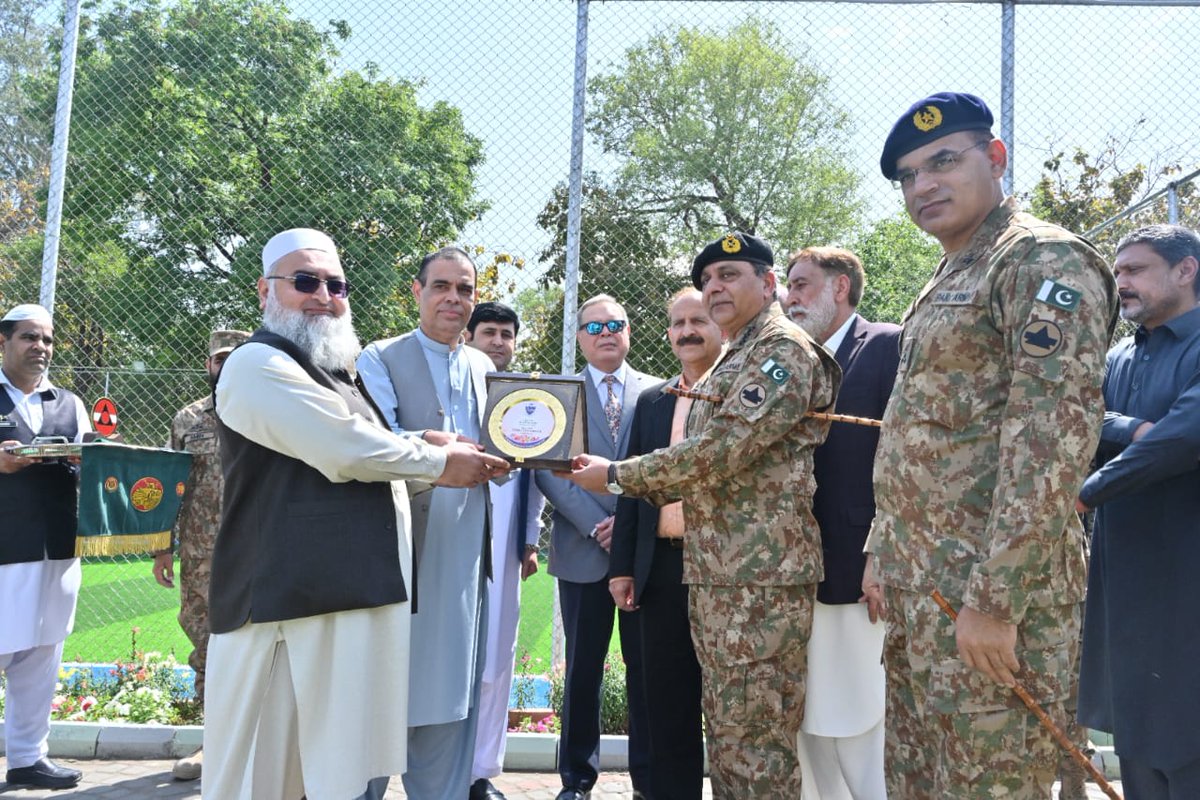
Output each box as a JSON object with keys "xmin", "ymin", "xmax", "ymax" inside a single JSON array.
[
  {"xmin": 618, "ymin": 302, "xmax": 841, "ymax": 586},
  {"xmin": 169, "ymin": 396, "xmax": 223, "ymax": 565},
  {"xmin": 868, "ymin": 198, "xmax": 1118, "ymax": 622}
]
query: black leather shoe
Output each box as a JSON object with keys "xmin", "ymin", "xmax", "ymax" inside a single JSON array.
[
  {"xmin": 469, "ymin": 778, "xmax": 508, "ymax": 800},
  {"xmin": 554, "ymin": 789, "xmax": 591, "ymax": 800},
  {"xmin": 5, "ymin": 758, "xmax": 83, "ymax": 790}
]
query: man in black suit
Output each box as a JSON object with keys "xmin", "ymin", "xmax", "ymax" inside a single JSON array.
[
  {"xmin": 784, "ymin": 247, "xmax": 900, "ymax": 800},
  {"xmin": 609, "ymin": 288, "xmax": 723, "ymax": 800}
]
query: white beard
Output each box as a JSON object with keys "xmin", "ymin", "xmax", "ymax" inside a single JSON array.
[
  {"xmin": 788, "ymin": 279, "xmax": 839, "ymax": 342},
  {"xmin": 262, "ymin": 292, "xmax": 362, "ymax": 372}
]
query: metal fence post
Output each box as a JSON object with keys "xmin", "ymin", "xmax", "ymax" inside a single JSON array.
[
  {"xmin": 40, "ymin": 0, "xmax": 83, "ymax": 314},
  {"xmin": 553, "ymin": 0, "xmax": 591, "ymax": 671},
  {"xmin": 1001, "ymin": 0, "xmax": 1015, "ymax": 196}
]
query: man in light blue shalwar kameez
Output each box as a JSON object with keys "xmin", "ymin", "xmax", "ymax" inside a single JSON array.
[{"xmin": 357, "ymin": 247, "xmax": 498, "ymax": 800}]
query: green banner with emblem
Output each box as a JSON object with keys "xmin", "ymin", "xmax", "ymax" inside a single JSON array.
[{"xmin": 76, "ymin": 442, "xmax": 193, "ymax": 557}]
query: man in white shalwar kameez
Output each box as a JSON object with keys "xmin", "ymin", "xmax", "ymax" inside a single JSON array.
[
  {"xmin": 357, "ymin": 247, "xmax": 498, "ymax": 800},
  {"xmin": 201, "ymin": 230, "xmax": 508, "ymax": 800},
  {"xmin": 464, "ymin": 302, "xmax": 545, "ymax": 800},
  {"xmin": 784, "ymin": 247, "xmax": 896, "ymax": 800},
  {"xmin": 0, "ymin": 303, "xmax": 91, "ymax": 791}
]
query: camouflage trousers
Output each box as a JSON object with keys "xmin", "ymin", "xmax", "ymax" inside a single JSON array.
[
  {"xmin": 688, "ymin": 583, "xmax": 813, "ymax": 800},
  {"xmin": 178, "ymin": 559, "xmax": 212, "ymax": 706},
  {"xmin": 883, "ymin": 588, "xmax": 1080, "ymax": 799}
]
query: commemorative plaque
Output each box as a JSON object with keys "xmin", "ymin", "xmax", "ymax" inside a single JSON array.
[{"xmin": 482, "ymin": 372, "xmax": 588, "ymax": 470}]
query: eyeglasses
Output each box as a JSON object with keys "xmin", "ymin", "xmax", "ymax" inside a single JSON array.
[
  {"xmin": 266, "ymin": 272, "xmax": 351, "ymax": 298},
  {"xmin": 891, "ymin": 141, "xmax": 991, "ymax": 191},
  {"xmin": 578, "ymin": 319, "xmax": 627, "ymax": 335}
]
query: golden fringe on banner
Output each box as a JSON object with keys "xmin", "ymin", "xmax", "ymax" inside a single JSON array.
[{"xmin": 75, "ymin": 531, "xmax": 171, "ymax": 557}]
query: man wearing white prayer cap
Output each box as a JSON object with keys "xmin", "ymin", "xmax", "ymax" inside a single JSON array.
[
  {"xmin": 0, "ymin": 302, "xmax": 91, "ymax": 790},
  {"xmin": 202, "ymin": 228, "xmax": 510, "ymax": 800}
]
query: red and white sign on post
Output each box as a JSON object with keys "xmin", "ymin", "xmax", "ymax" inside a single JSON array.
[{"xmin": 91, "ymin": 397, "xmax": 119, "ymax": 437}]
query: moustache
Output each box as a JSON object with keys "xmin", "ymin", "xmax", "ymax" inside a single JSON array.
[
  {"xmin": 1119, "ymin": 291, "xmax": 1140, "ymax": 300},
  {"xmin": 675, "ymin": 335, "xmax": 707, "ymax": 346}
]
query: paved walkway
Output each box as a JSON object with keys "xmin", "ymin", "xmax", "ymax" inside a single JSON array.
[{"xmin": 0, "ymin": 758, "xmax": 1122, "ymax": 799}]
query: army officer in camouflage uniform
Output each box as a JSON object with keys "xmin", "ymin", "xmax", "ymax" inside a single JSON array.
[
  {"xmin": 565, "ymin": 232, "xmax": 841, "ymax": 799},
  {"xmin": 152, "ymin": 328, "xmax": 249, "ymax": 781},
  {"xmin": 867, "ymin": 92, "xmax": 1117, "ymax": 798}
]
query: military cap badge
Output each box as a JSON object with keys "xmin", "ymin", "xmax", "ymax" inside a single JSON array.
[
  {"xmin": 913, "ymin": 105, "xmax": 943, "ymax": 132},
  {"xmin": 690, "ymin": 231, "xmax": 775, "ymax": 289},
  {"xmin": 880, "ymin": 92, "xmax": 994, "ymax": 179}
]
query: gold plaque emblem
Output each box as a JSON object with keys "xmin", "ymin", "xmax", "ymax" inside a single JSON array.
[
  {"xmin": 487, "ymin": 388, "xmax": 568, "ymax": 461},
  {"xmin": 913, "ymin": 105, "xmax": 943, "ymax": 132},
  {"xmin": 721, "ymin": 234, "xmax": 742, "ymax": 254}
]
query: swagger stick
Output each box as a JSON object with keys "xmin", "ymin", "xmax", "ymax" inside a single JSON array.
[
  {"xmin": 662, "ymin": 385, "xmax": 884, "ymax": 428},
  {"xmin": 930, "ymin": 591, "xmax": 1122, "ymax": 800},
  {"xmin": 805, "ymin": 410, "xmax": 883, "ymax": 428}
]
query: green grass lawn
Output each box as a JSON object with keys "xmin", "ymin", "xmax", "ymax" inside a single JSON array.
[{"xmin": 66, "ymin": 555, "xmax": 616, "ymax": 670}]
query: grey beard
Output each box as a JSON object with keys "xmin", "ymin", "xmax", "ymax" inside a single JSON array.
[
  {"xmin": 786, "ymin": 277, "xmax": 839, "ymax": 341},
  {"xmin": 262, "ymin": 295, "xmax": 362, "ymax": 372}
]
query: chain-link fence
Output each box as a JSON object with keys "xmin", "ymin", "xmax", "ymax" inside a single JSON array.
[{"xmin": 3, "ymin": 0, "xmax": 1199, "ymax": 667}]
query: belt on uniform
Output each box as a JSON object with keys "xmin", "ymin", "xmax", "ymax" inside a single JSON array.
[{"xmin": 656, "ymin": 537, "xmax": 685, "ymax": 550}]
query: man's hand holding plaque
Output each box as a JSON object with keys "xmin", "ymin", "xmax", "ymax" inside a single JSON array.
[
  {"xmin": 557, "ymin": 452, "xmax": 612, "ymax": 494},
  {"xmin": 432, "ymin": 436, "xmax": 512, "ymax": 488}
]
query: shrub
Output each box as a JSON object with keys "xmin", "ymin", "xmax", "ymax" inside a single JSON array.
[{"xmin": 549, "ymin": 652, "xmax": 629, "ymax": 735}]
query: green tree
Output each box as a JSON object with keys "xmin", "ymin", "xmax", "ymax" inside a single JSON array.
[
  {"xmin": 531, "ymin": 176, "xmax": 683, "ymax": 378},
  {"xmin": 0, "ymin": 0, "xmax": 52, "ymax": 248},
  {"xmin": 588, "ymin": 17, "xmax": 861, "ymax": 251},
  {"xmin": 6, "ymin": 0, "xmax": 484, "ymax": 378},
  {"xmin": 1027, "ymin": 137, "xmax": 1152, "ymax": 248},
  {"xmin": 851, "ymin": 211, "xmax": 940, "ymax": 325}
]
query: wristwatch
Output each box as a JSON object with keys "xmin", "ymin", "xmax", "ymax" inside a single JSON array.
[{"xmin": 605, "ymin": 462, "xmax": 624, "ymax": 495}]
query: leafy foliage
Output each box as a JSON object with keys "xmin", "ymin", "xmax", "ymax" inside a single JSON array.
[
  {"xmin": 588, "ymin": 17, "xmax": 861, "ymax": 251},
  {"xmin": 5, "ymin": 0, "xmax": 485, "ymax": 385},
  {"xmin": 530, "ymin": 176, "xmax": 679, "ymax": 377},
  {"xmin": 851, "ymin": 211, "xmax": 940, "ymax": 325}
]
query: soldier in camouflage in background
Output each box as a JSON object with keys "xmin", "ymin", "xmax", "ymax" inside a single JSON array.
[
  {"xmin": 563, "ymin": 232, "xmax": 841, "ymax": 799},
  {"xmin": 151, "ymin": 329, "xmax": 249, "ymax": 782},
  {"xmin": 867, "ymin": 92, "xmax": 1117, "ymax": 798}
]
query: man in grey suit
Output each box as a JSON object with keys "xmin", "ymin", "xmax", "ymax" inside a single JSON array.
[
  {"xmin": 535, "ymin": 294, "xmax": 657, "ymax": 800},
  {"xmin": 357, "ymin": 247, "xmax": 505, "ymax": 800}
]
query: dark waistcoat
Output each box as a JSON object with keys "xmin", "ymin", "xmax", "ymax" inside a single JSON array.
[
  {"xmin": 0, "ymin": 384, "xmax": 80, "ymax": 565},
  {"xmin": 209, "ymin": 330, "xmax": 406, "ymax": 634}
]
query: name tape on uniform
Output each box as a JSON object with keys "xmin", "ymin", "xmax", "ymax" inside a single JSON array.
[{"xmin": 1035, "ymin": 279, "xmax": 1080, "ymax": 312}]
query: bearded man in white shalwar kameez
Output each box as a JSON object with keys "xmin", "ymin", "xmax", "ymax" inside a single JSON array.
[{"xmin": 201, "ymin": 229, "xmax": 509, "ymax": 800}]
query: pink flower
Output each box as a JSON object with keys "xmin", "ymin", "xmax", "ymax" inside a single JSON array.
[{"xmin": 81, "ymin": 696, "xmax": 97, "ymax": 711}]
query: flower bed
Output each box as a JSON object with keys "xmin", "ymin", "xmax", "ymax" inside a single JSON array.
[{"xmin": 0, "ymin": 629, "xmax": 201, "ymax": 726}]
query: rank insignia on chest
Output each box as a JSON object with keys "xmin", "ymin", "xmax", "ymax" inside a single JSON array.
[
  {"xmin": 760, "ymin": 358, "xmax": 790, "ymax": 384},
  {"xmin": 1035, "ymin": 279, "xmax": 1080, "ymax": 312}
]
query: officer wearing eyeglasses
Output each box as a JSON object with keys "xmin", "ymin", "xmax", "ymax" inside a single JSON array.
[{"xmin": 866, "ymin": 92, "xmax": 1118, "ymax": 798}]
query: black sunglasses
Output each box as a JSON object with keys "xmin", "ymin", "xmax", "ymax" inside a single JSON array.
[
  {"xmin": 266, "ymin": 272, "xmax": 351, "ymax": 298},
  {"xmin": 578, "ymin": 319, "xmax": 627, "ymax": 335}
]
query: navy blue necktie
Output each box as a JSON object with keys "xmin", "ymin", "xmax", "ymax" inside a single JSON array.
[{"xmin": 515, "ymin": 468, "xmax": 532, "ymax": 562}]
